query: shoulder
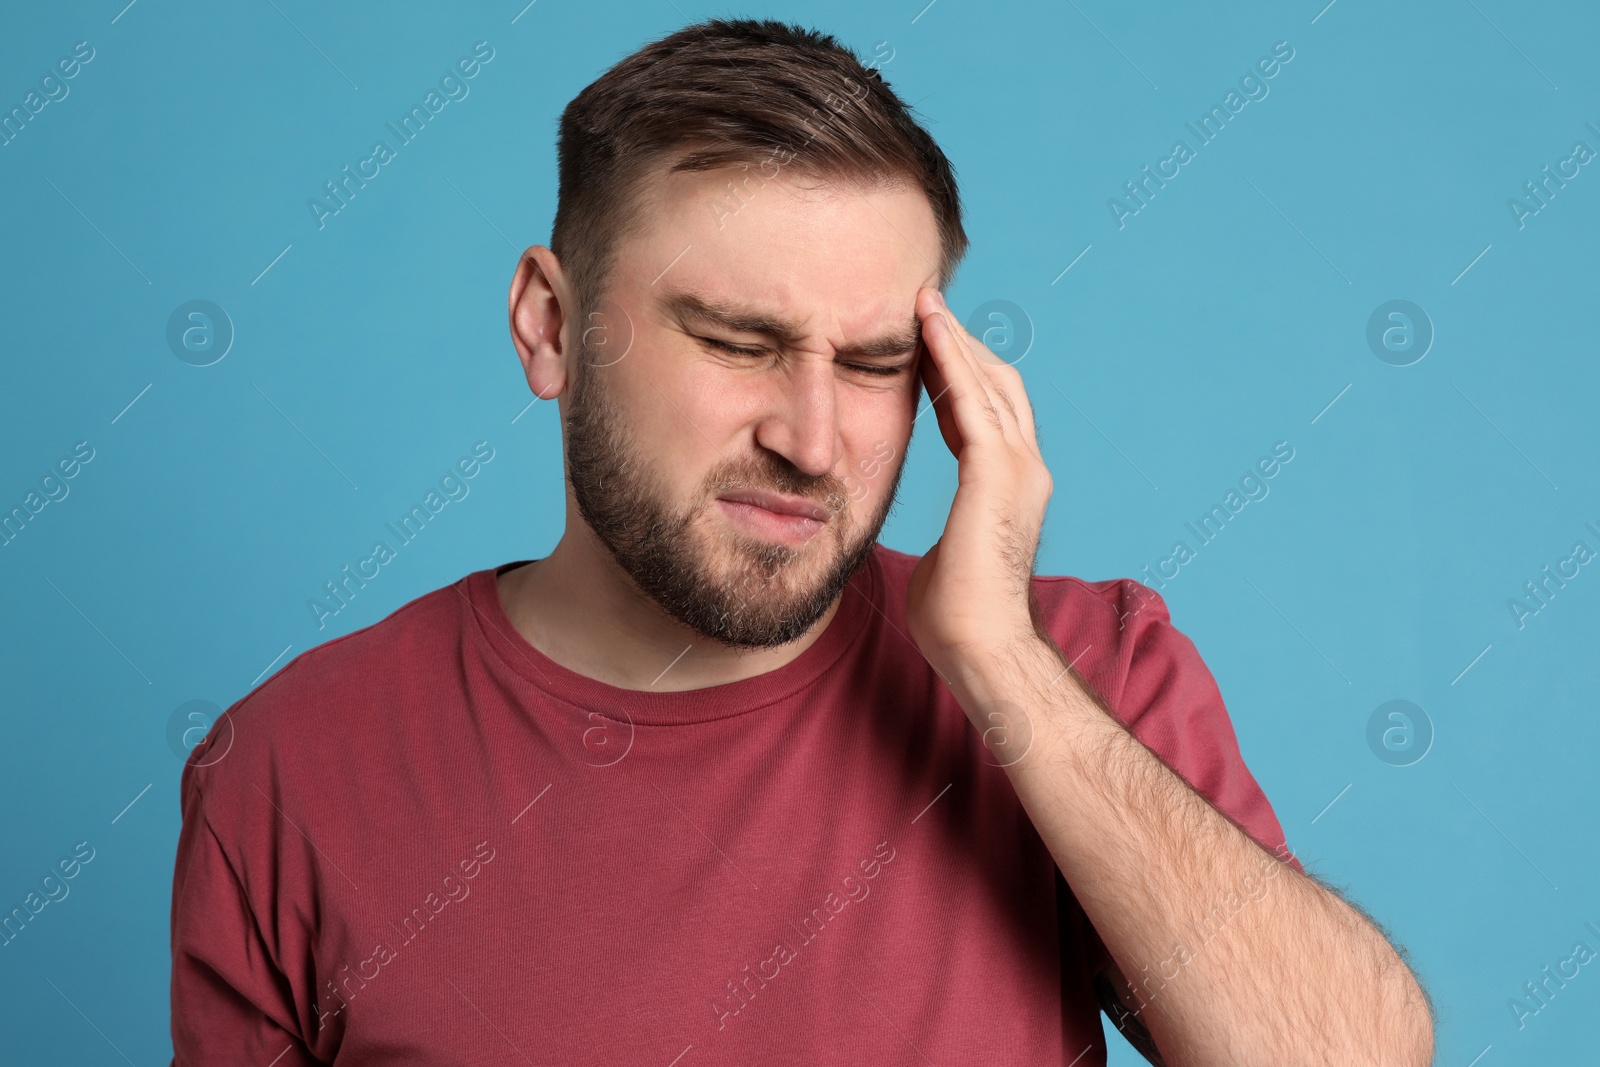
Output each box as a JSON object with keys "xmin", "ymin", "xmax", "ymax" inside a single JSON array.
[
  {"xmin": 1026, "ymin": 569, "xmax": 1300, "ymax": 870},
  {"xmin": 1030, "ymin": 572, "xmax": 1177, "ymax": 713},
  {"xmin": 181, "ymin": 570, "xmax": 480, "ymax": 816},
  {"xmin": 1028, "ymin": 568, "xmax": 1218, "ymax": 746},
  {"xmin": 870, "ymin": 544, "xmax": 1176, "ymax": 710}
]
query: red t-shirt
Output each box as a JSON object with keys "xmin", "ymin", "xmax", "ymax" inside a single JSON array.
[{"xmin": 170, "ymin": 543, "xmax": 1299, "ymax": 1066}]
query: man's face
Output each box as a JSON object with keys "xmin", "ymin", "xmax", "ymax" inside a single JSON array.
[{"xmin": 560, "ymin": 164, "xmax": 940, "ymax": 649}]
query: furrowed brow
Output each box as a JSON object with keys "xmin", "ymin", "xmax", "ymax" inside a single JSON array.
[
  {"xmin": 834, "ymin": 317, "xmax": 922, "ymax": 359},
  {"xmin": 660, "ymin": 289, "xmax": 805, "ymax": 344},
  {"xmin": 660, "ymin": 288, "xmax": 922, "ymax": 359}
]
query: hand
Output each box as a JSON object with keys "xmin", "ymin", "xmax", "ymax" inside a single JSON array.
[{"xmin": 905, "ymin": 287, "xmax": 1053, "ymax": 683}]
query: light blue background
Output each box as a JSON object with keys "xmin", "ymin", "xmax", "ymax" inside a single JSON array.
[{"xmin": 2, "ymin": 0, "xmax": 1596, "ymax": 1062}]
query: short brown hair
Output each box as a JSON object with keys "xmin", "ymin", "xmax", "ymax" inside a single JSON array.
[{"xmin": 550, "ymin": 18, "xmax": 968, "ymax": 319}]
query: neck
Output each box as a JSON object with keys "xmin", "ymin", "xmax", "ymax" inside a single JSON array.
[{"xmin": 496, "ymin": 521, "xmax": 844, "ymax": 692}]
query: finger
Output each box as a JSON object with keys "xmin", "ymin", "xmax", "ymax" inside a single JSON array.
[
  {"xmin": 928, "ymin": 293, "xmax": 1006, "ymax": 428},
  {"xmin": 933, "ymin": 291, "xmax": 1036, "ymax": 453},
  {"xmin": 918, "ymin": 290, "xmax": 1009, "ymax": 447},
  {"xmin": 920, "ymin": 302, "xmax": 1009, "ymax": 454},
  {"xmin": 973, "ymin": 353, "xmax": 1041, "ymax": 460},
  {"xmin": 916, "ymin": 334, "xmax": 964, "ymax": 459},
  {"xmin": 942, "ymin": 304, "xmax": 1042, "ymax": 459}
]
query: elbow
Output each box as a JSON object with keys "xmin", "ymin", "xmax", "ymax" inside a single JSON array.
[
  {"xmin": 1391, "ymin": 1013, "xmax": 1434, "ymax": 1067},
  {"xmin": 1383, "ymin": 965, "xmax": 1436, "ymax": 1067},
  {"xmin": 1404, "ymin": 1000, "xmax": 1436, "ymax": 1067}
]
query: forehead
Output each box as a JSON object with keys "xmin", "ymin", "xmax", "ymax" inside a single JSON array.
[{"xmin": 612, "ymin": 164, "xmax": 941, "ymax": 339}]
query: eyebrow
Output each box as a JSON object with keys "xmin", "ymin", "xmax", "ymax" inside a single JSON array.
[{"xmin": 659, "ymin": 288, "xmax": 923, "ymax": 359}]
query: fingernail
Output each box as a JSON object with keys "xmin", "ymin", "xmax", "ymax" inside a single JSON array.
[{"xmin": 934, "ymin": 290, "xmax": 947, "ymax": 309}]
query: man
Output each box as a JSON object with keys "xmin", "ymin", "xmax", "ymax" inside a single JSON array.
[{"xmin": 170, "ymin": 18, "xmax": 1434, "ymax": 1065}]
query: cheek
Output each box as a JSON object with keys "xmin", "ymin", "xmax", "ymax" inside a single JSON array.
[
  {"xmin": 623, "ymin": 366, "xmax": 749, "ymax": 491},
  {"xmin": 841, "ymin": 413, "xmax": 909, "ymax": 504}
]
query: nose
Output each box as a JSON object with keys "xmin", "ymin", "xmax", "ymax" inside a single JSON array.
[{"xmin": 752, "ymin": 355, "xmax": 842, "ymax": 478}]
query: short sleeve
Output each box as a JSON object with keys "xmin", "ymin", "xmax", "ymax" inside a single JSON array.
[
  {"xmin": 1056, "ymin": 579, "xmax": 1303, "ymax": 979},
  {"xmin": 170, "ymin": 761, "xmax": 318, "ymax": 1066}
]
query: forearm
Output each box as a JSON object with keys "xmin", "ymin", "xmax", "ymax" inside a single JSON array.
[{"xmin": 945, "ymin": 635, "xmax": 1433, "ymax": 1067}]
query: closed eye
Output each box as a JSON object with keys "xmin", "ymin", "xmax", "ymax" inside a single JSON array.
[
  {"xmin": 697, "ymin": 336, "xmax": 907, "ymax": 377},
  {"xmin": 699, "ymin": 336, "xmax": 769, "ymax": 358}
]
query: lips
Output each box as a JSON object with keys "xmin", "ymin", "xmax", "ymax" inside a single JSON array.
[{"xmin": 715, "ymin": 489, "xmax": 829, "ymax": 521}]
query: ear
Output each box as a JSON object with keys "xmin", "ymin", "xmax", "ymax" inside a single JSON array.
[{"xmin": 508, "ymin": 245, "xmax": 573, "ymax": 405}]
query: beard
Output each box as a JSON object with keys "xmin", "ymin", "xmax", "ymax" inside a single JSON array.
[{"xmin": 561, "ymin": 337, "xmax": 906, "ymax": 650}]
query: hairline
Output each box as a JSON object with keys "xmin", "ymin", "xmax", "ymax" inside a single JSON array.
[{"xmin": 580, "ymin": 147, "xmax": 950, "ymax": 319}]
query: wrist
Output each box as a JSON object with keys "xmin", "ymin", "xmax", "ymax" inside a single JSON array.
[
  {"xmin": 944, "ymin": 635, "xmax": 1110, "ymax": 768},
  {"xmin": 946, "ymin": 634, "xmax": 1057, "ymax": 739}
]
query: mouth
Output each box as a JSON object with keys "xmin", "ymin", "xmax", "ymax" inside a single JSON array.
[
  {"xmin": 714, "ymin": 490, "xmax": 829, "ymax": 546},
  {"xmin": 716, "ymin": 489, "xmax": 829, "ymax": 520}
]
